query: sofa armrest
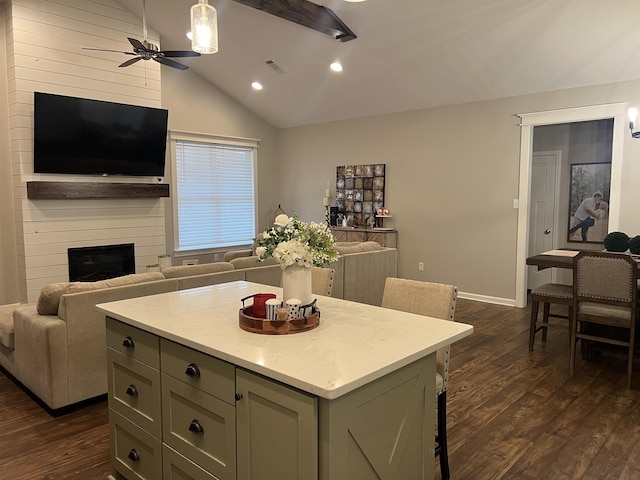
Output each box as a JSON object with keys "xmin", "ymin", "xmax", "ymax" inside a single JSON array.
[
  {"xmin": 342, "ymin": 248, "xmax": 397, "ymax": 306},
  {"xmin": 13, "ymin": 304, "xmax": 69, "ymax": 409},
  {"xmin": 243, "ymin": 264, "xmax": 282, "ymax": 287}
]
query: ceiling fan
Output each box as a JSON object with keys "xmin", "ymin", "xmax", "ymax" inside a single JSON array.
[{"xmin": 83, "ymin": 0, "xmax": 200, "ymax": 70}]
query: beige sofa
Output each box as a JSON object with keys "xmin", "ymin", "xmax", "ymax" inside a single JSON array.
[
  {"xmin": 0, "ymin": 242, "xmax": 396, "ymax": 410},
  {"xmin": 225, "ymin": 241, "xmax": 398, "ymax": 306}
]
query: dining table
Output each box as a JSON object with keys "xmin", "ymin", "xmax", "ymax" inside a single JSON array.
[
  {"xmin": 527, "ymin": 249, "xmax": 640, "ymax": 271},
  {"xmin": 526, "ymin": 249, "xmax": 580, "ymax": 271}
]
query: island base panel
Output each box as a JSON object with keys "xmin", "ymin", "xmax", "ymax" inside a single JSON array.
[{"xmin": 318, "ymin": 355, "xmax": 435, "ymax": 480}]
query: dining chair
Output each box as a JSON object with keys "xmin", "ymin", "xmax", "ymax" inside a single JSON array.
[
  {"xmin": 311, "ymin": 267, "xmax": 335, "ymax": 296},
  {"xmin": 528, "ymin": 283, "xmax": 573, "ymax": 351},
  {"xmin": 570, "ymin": 251, "xmax": 638, "ymax": 388},
  {"xmin": 381, "ymin": 277, "xmax": 457, "ymax": 480}
]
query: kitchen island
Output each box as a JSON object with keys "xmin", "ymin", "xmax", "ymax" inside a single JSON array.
[{"xmin": 97, "ymin": 281, "xmax": 473, "ymax": 480}]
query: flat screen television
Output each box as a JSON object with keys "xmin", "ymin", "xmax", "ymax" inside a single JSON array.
[{"xmin": 34, "ymin": 92, "xmax": 169, "ymax": 177}]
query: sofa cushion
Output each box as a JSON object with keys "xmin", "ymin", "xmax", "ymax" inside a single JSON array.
[
  {"xmin": 335, "ymin": 241, "xmax": 383, "ymax": 255},
  {"xmin": 0, "ymin": 303, "xmax": 21, "ymax": 349},
  {"xmin": 161, "ymin": 262, "xmax": 235, "ymax": 279},
  {"xmin": 36, "ymin": 272, "xmax": 165, "ymax": 315},
  {"xmin": 230, "ymin": 256, "xmax": 278, "ymax": 270},
  {"xmin": 103, "ymin": 272, "xmax": 164, "ymax": 287},
  {"xmin": 37, "ymin": 283, "xmax": 74, "ymax": 315},
  {"xmin": 223, "ymin": 250, "xmax": 253, "ymax": 262}
]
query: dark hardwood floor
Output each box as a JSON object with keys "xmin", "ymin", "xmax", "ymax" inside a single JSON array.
[{"xmin": 1, "ymin": 298, "xmax": 640, "ymax": 479}]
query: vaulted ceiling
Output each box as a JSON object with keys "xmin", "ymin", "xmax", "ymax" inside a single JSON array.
[{"xmin": 114, "ymin": 0, "xmax": 640, "ymax": 128}]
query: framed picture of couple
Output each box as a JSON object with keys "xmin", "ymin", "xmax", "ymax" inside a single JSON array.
[{"xmin": 567, "ymin": 162, "xmax": 611, "ymax": 243}]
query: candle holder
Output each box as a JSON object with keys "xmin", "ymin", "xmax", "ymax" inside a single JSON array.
[{"xmin": 323, "ymin": 187, "xmax": 331, "ymax": 226}]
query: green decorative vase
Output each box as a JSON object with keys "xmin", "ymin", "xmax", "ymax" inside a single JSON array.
[{"xmin": 603, "ymin": 231, "xmax": 630, "ymax": 252}]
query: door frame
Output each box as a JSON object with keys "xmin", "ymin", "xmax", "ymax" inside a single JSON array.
[{"xmin": 514, "ymin": 103, "xmax": 628, "ymax": 308}]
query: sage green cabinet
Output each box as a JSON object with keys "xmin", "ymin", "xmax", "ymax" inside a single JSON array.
[
  {"xmin": 236, "ymin": 368, "xmax": 318, "ymax": 480},
  {"xmin": 107, "ymin": 318, "xmax": 318, "ymax": 480}
]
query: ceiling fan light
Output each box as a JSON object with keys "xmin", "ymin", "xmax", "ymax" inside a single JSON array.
[{"xmin": 191, "ymin": 0, "xmax": 218, "ymax": 54}]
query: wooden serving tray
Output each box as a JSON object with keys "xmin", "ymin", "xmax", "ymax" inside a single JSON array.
[{"xmin": 238, "ymin": 306, "xmax": 320, "ymax": 335}]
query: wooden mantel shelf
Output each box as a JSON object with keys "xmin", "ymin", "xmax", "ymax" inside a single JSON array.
[{"xmin": 26, "ymin": 181, "xmax": 170, "ymax": 199}]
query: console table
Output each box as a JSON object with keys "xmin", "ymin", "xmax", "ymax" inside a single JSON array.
[
  {"xmin": 329, "ymin": 226, "xmax": 397, "ymax": 247},
  {"xmin": 97, "ymin": 281, "xmax": 472, "ymax": 480}
]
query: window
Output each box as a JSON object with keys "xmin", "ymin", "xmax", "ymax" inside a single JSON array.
[{"xmin": 172, "ymin": 132, "xmax": 258, "ymax": 252}]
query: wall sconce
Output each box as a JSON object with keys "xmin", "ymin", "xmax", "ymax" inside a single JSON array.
[
  {"xmin": 628, "ymin": 107, "xmax": 640, "ymax": 138},
  {"xmin": 191, "ymin": 0, "xmax": 218, "ymax": 54}
]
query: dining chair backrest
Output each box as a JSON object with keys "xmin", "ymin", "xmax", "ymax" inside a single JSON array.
[
  {"xmin": 311, "ymin": 267, "xmax": 335, "ymax": 297},
  {"xmin": 573, "ymin": 251, "xmax": 637, "ymax": 304},
  {"xmin": 381, "ymin": 278, "xmax": 458, "ymax": 392}
]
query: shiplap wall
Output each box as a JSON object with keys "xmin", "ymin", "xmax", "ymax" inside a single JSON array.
[{"xmin": 6, "ymin": 0, "xmax": 168, "ymax": 302}]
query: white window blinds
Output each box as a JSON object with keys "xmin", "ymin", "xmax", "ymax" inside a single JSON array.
[{"xmin": 175, "ymin": 138, "xmax": 256, "ymax": 251}]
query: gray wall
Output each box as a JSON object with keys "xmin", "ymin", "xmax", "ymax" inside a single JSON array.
[{"xmin": 276, "ymin": 80, "xmax": 640, "ymax": 304}]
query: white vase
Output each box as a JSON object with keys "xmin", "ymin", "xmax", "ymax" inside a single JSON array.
[{"xmin": 281, "ymin": 265, "xmax": 313, "ymax": 305}]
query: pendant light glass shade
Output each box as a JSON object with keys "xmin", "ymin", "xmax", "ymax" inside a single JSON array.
[{"xmin": 191, "ymin": 0, "xmax": 218, "ymax": 54}]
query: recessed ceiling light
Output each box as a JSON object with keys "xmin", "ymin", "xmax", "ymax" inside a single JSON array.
[
  {"xmin": 251, "ymin": 81, "xmax": 263, "ymax": 90},
  {"xmin": 330, "ymin": 62, "xmax": 343, "ymax": 72}
]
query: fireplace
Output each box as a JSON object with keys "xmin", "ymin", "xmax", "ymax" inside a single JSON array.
[{"xmin": 68, "ymin": 243, "xmax": 135, "ymax": 282}]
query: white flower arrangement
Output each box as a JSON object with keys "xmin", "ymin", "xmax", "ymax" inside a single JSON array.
[{"xmin": 256, "ymin": 214, "xmax": 339, "ymax": 270}]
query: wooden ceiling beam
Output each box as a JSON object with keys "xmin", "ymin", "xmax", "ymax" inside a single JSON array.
[{"xmin": 231, "ymin": 0, "xmax": 357, "ymax": 42}]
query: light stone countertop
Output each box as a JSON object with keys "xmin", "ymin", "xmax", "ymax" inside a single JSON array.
[{"xmin": 97, "ymin": 281, "xmax": 473, "ymax": 400}]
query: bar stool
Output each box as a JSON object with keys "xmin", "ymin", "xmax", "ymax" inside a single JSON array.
[{"xmin": 529, "ymin": 283, "xmax": 573, "ymax": 351}]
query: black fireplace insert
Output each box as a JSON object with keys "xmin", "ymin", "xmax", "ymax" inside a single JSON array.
[{"xmin": 68, "ymin": 243, "xmax": 135, "ymax": 282}]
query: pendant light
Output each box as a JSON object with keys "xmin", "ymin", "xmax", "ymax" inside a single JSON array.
[{"xmin": 191, "ymin": 0, "xmax": 218, "ymax": 54}]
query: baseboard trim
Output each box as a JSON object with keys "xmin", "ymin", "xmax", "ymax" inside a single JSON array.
[{"xmin": 458, "ymin": 291, "xmax": 517, "ymax": 307}]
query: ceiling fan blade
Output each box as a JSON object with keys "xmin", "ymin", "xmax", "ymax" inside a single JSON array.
[
  {"xmin": 119, "ymin": 57, "xmax": 143, "ymax": 68},
  {"xmin": 153, "ymin": 56, "xmax": 188, "ymax": 70},
  {"xmin": 159, "ymin": 50, "xmax": 201, "ymax": 58},
  {"xmin": 83, "ymin": 48, "xmax": 135, "ymax": 55},
  {"xmin": 128, "ymin": 37, "xmax": 147, "ymax": 51}
]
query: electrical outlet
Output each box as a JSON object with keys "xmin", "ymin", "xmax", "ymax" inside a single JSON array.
[{"xmin": 418, "ymin": 262, "xmax": 424, "ymax": 271}]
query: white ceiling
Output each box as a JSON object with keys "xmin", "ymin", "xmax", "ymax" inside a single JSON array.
[{"xmin": 113, "ymin": 0, "xmax": 640, "ymax": 128}]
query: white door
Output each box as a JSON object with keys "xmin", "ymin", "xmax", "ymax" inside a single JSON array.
[{"xmin": 527, "ymin": 151, "xmax": 561, "ymax": 290}]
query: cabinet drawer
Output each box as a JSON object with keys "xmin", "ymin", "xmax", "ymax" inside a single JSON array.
[
  {"xmin": 347, "ymin": 231, "xmax": 366, "ymax": 242},
  {"xmin": 107, "ymin": 318, "xmax": 160, "ymax": 368},
  {"xmin": 108, "ymin": 348, "xmax": 162, "ymax": 438},
  {"xmin": 110, "ymin": 409, "xmax": 162, "ymax": 480},
  {"xmin": 163, "ymin": 444, "xmax": 218, "ymax": 480},
  {"xmin": 162, "ymin": 373, "xmax": 236, "ymax": 480},
  {"xmin": 161, "ymin": 339, "xmax": 235, "ymax": 404}
]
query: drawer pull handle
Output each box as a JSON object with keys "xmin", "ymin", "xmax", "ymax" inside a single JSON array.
[
  {"xmin": 128, "ymin": 448, "xmax": 140, "ymax": 462},
  {"xmin": 185, "ymin": 363, "xmax": 201, "ymax": 378},
  {"xmin": 122, "ymin": 336, "xmax": 135, "ymax": 348},
  {"xmin": 188, "ymin": 419, "xmax": 204, "ymax": 435},
  {"xmin": 126, "ymin": 385, "xmax": 139, "ymax": 397},
  {"xmin": 235, "ymin": 393, "xmax": 243, "ymax": 401}
]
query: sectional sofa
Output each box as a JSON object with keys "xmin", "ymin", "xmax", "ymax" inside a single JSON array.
[{"xmin": 0, "ymin": 242, "xmax": 396, "ymax": 410}]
